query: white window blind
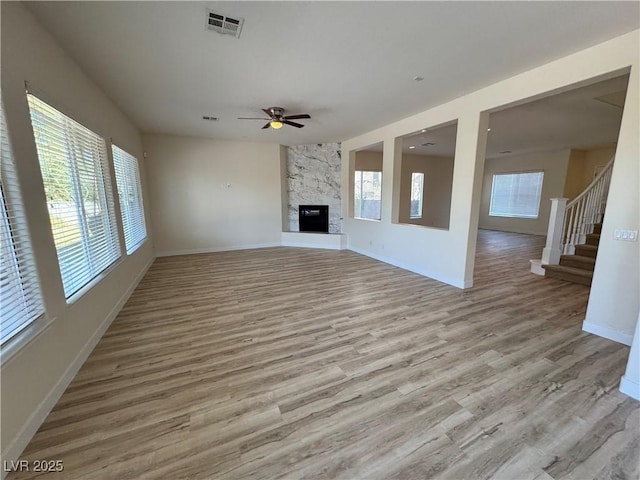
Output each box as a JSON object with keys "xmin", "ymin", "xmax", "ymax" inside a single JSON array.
[
  {"xmin": 27, "ymin": 94, "xmax": 121, "ymax": 299},
  {"xmin": 489, "ymin": 171, "xmax": 544, "ymax": 219},
  {"xmin": 1, "ymin": 102, "xmax": 44, "ymax": 346},
  {"xmin": 112, "ymin": 145, "xmax": 147, "ymax": 254},
  {"xmin": 410, "ymin": 172, "xmax": 424, "ymax": 219}
]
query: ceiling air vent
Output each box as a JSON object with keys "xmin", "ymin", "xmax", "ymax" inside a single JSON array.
[{"xmin": 206, "ymin": 10, "xmax": 244, "ymax": 38}]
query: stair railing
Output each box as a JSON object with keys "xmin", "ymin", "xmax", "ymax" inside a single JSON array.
[
  {"xmin": 561, "ymin": 156, "xmax": 614, "ymax": 254},
  {"xmin": 533, "ymin": 156, "xmax": 614, "ymax": 273}
]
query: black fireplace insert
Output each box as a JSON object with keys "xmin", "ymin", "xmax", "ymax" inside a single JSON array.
[{"xmin": 299, "ymin": 205, "xmax": 329, "ymax": 233}]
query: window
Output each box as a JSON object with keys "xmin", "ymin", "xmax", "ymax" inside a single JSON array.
[
  {"xmin": 112, "ymin": 145, "xmax": 147, "ymax": 254},
  {"xmin": 27, "ymin": 94, "xmax": 121, "ymax": 299},
  {"xmin": 410, "ymin": 172, "xmax": 424, "ymax": 219},
  {"xmin": 1, "ymin": 103, "xmax": 44, "ymax": 346},
  {"xmin": 489, "ymin": 171, "xmax": 544, "ymax": 219},
  {"xmin": 354, "ymin": 170, "xmax": 382, "ymax": 220}
]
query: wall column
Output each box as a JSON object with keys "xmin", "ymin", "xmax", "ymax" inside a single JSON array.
[
  {"xmin": 620, "ymin": 312, "xmax": 640, "ymax": 399},
  {"xmin": 451, "ymin": 111, "xmax": 489, "ymax": 288},
  {"xmin": 583, "ymin": 60, "xmax": 639, "ymax": 344}
]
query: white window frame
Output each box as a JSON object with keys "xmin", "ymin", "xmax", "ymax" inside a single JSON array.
[
  {"xmin": 112, "ymin": 145, "xmax": 147, "ymax": 254},
  {"xmin": 1, "ymin": 101, "xmax": 46, "ymax": 354},
  {"xmin": 409, "ymin": 172, "xmax": 424, "ymax": 219},
  {"xmin": 354, "ymin": 170, "xmax": 382, "ymax": 221},
  {"xmin": 27, "ymin": 93, "xmax": 121, "ymax": 300},
  {"xmin": 489, "ymin": 171, "xmax": 544, "ymax": 219}
]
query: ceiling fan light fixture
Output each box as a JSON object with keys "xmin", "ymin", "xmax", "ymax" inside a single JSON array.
[{"xmin": 240, "ymin": 107, "xmax": 310, "ymax": 130}]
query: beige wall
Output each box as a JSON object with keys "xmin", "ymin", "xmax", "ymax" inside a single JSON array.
[
  {"xmin": 354, "ymin": 150, "xmax": 383, "ymax": 171},
  {"xmin": 398, "ymin": 154, "xmax": 454, "ymax": 229},
  {"xmin": 564, "ymin": 146, "xmax": 616, "ymax": 199},
  {"xmin": 143, "ymin": 133, "xmax": 283, "ymax": 255},
  {"xmin": 479, "ymin": 149, "xmax": 571, "ymax": 235},
  {"xmin": 563, "ymin": 149, "xmax": 586, "ymax": 200},
  {"xmin": 279, "ymin": 145, "xmax": 289, "ymax": 232},
  {"xmin": 1, "ymin": 2, "xmax": 154, "ymax": 463}
]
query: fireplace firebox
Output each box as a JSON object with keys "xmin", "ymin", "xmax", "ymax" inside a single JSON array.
[{"xmin": 299, "ymin": 205, "xmax": 329, "ymax": 233}]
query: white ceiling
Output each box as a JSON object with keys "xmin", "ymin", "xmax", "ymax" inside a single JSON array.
[
  {"xmin": 396, "ymin": 74, "xmax": 629, "ymax": 158},
  {"xmin": 25, "ymin": 1, "xmax": 639, "ymax": 146}
]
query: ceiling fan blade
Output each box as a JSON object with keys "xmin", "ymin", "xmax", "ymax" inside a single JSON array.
[
  {"xmin": 262, "ymin": 122, "xmax": 271, "ymax": 129},
  {"xmin": 283, "ymin": 120, "xmax": 304, "ymax": 128},
  {"xmin": 283, "ymin": 114, "xmax": 311, "ymax": 120},
  {"xmin": 238, "ymin": 117, "xmax": 270, "ymax": 120},
  {"xmin": 262, "ymin": 108, "xmax": 273, "ymax": 118}
]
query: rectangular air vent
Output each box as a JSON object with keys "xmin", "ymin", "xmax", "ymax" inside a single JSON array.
[{"xmin": 206, "ymin": 10, "xmax": 244, "ymax": 38}]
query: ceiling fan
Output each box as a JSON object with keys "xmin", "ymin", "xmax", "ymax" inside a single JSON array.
[{"xmin": 238, "ymin": 107, "xmax": 311, "ymax": 130}]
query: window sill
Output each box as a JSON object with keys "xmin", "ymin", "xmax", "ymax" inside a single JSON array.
[
  {"xmin": 66, "ymin": 256, "xmax": 123, "ymax": 305},
  {"xmin": 126, "ymin": 236, "xmax": 148, "ymax": 256},
  {"xmin": 488, "ymin": 214, "xmax": 539, "ymax": 219},
  {"xmin": 0, "ymin": 315, "xmax": 55, "ymax": 366},
  {"xmin": 353, "ymin": 217, "xmax": 381, "ymax": 222}
]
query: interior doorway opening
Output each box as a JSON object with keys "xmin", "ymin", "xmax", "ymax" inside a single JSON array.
[{"xmin": 473, "ymin": 73, "xmax": 629, "ymax": 292}]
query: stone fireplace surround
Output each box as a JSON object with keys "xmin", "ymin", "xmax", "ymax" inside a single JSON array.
[{"xmin": 282, "ymin": 143, "xmax": 346, "ymax": 249}]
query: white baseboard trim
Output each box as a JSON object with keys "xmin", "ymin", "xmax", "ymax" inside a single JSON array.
[
  {"xmin": 582, "ymin": 320, "xmax": 633, "ymax": 346},
  {"xmin": 348, "ymin": 246, "xmax": 466, "ymax": 289},
  {"xmin": 281, "ymin": 242, "xmax": 345, "ymax": 250},
  {"xmin": 619, "ymin": 375, "xmax": 640, "ymax": 400},
  {"xmin": 1, "ymin": 256, "xmax": 155, "ymax": 475},
  {"xmin": 156, "ymin": 242, "xmax": 281, "ymax": 257},
  {"xmin": 479, "ymin": 226, "xmax": 547, "ymax": 236}
]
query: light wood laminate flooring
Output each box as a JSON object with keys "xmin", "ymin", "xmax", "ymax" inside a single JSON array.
[{"xmin": 10, "ymin": 230, "xmax": 639, "ymax": 479}]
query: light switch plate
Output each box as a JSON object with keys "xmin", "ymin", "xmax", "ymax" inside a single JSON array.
[{"xmin": 614, "ymin": 229, "xmax": 638, "ymax": 242}]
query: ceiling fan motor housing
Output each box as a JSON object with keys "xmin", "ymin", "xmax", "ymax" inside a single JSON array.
[{"xmin": 269, "ymin": 107, "xmax": 285, "ymax": 119}]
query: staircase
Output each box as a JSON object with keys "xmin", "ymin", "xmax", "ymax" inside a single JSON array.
[
  {"xmin": 531, "ymin": 156, "xmax": 614, "ymax": 286},
  {"xmin": 543, "ymin": 222, "xmax": 600, "ymax": 286}
]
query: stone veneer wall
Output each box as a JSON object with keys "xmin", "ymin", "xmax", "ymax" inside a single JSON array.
[{"xmin": 287, "ymin": 143, "xmax": 342, "ymax": 233}]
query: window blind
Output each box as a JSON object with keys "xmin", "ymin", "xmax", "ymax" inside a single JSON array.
[
  {"xmin": 112, "ymin": 145, "xmax": 147, "ymax": 254},
  {"xmin": 489, "ymin": 171, "xmax": 544, "ymax": 219},
  {"xmin": 27, "ymin": 94, "xmax": 121, "ymax": 299},
  {"xmin": 1, "ymin": 102, "xmax": 44, "ymax": 346}
]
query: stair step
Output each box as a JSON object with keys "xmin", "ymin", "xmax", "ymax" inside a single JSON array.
[
  {"xmin": 592, "ymin": 223, "xmax": 602, "ymax": 234},
  {"xmin": 575, "ymin": 244, "xmax": 598, "ymax": 258},
  {"xmin": 543, "ymin": 264, "xmax": 593, "ymax": 286},
  {"xmin": 559, "ymin": 254, "xmax": 596, "ymax": 271},
  {"xmin": 585, "ymin": 233, "xmax": 600, "ymax": 246}
]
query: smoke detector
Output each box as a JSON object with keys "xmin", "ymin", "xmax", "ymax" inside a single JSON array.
[{"xmin": 206, "ymin": 10, "xmax": 244, "ymax": 38}]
